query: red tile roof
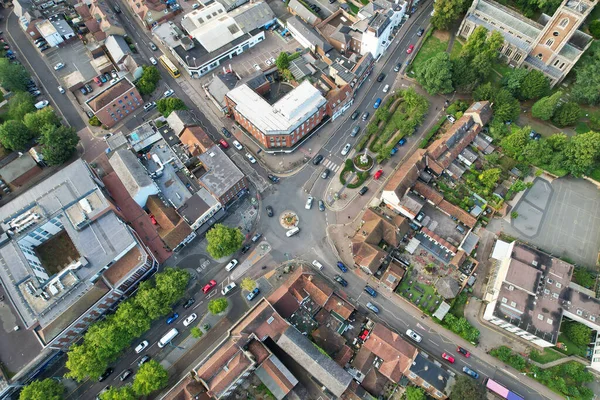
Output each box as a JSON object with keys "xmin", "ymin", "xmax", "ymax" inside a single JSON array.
[
  {"xmin": 324, "ymin": 294, "xmax": 354, "ymax": 320},
  {"xmin": 413, "ymin": 181, "xmax": 443, "ymax": 205},
  {"xmin": 437, "ymin": 200, "xmax": 477, "ymax": 227},
  {"xmin": 363, "ymin": 324, "xmax": 417, "ymax": 382}
]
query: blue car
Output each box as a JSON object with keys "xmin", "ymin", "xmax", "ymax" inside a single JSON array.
[
  {"xmin": 398, "ymin": 138, "xmax": 406, "ymax": 146},
  {"xmin": 166, "ymin": 313, "xmax": 179, "ymax": 324},
  {"xmin": 364, "ymin": 285, "xmax": 378, "ymax": 297},
  {"xmin": 373, "ymin": 98, "xmax": 382, "ymax": 109},
  {"xmin": 336, "ymin": 261, "xmax": 348, "ymax": 273},
  {"xmin": 390, "ymin": 147, "xmax": 398, "ymax": 155},
  {"xmin": 247, "ymin": 288, "xmax": 260, "ymax": 301},
  {"xmin": 462, "ymin": 366, "xmax": 479, "ymax": 379}
]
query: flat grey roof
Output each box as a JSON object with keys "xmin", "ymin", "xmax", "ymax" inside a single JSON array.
[
  {"xmin": 197, "ymin": 145, "xmax": 245, "ymax": 198},
  {"xmin": 0, "ymin": 155, "xmax": 37, "ymax": 183}
]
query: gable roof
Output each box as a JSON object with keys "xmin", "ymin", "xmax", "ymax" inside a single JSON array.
[
  {"xmin": 109, "ymin": 149, "xmax": 154, "ymax": 196},
  {"xmin": 146, "ymin": 195, "xmax": 192, "ymax": 249},
  {"xmin": 352, "ymin": 208, "xmax": 403, "ymax": 273},
  {"xmin": 383, "ymin": 149, "xmax": 426, "ymax": 197},
  {"xmin": 87, "ymin": 79, "xmax": 134, "ymax": 111},
  {"xmin": 167, "ymin": 110, "xmax": 197, "ymax": 136},
  {"xmin": 363, "ymin": 324, "xmax": 417, "ymax": 382},
  {"xmin": 180, "ymin": 126, "xmax": 213, "ymax": 156}
]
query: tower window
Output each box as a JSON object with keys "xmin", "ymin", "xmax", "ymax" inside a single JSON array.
[
  {"xmin": 553, "ymin": 31, "xmax": 559, "ymax": 36},
  {"xmin": 537, "ymin": 53, "xmax": 543, "ymax": 59},
  {"xmin": 545, "ymin": 38, "xmax": 554, "ymax": 46},
  {"xmin": 559, "ymin": 18, "xmax": 569, "ymax": 28}
]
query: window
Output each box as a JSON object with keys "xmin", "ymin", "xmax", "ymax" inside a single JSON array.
[
  {"xmin": 118, "ymin": 100, "xmax": 123, "ymax": 104},
  {"xmin": 545, "ymin": 38, "xmax": 554, "ymax": 46},
  {"xmin": 560, "ymin": 62, "xmax": 565, "ymax": 69},
  {"xmin": 514, "ymin": 53, "xmax": 522, "ymax": 62},
  {"xmin": 553, "ymin": 31, "xmax": 559, "ymax": 36},
  {"xmin": 505, "ymin": 48, "xmax": 513, "ymax": 57},
  {"xmin": 556, "ymin": 282, "xmax": 562, "ymax": 288},
  {"xmin": 537, "ymin": 53, "xmax": 543, "ymax": 59},
  {"xmin": 554, "ymin": 59, "xmax": 560, "ymax": 66},
  {"xmin": 559, "ymin": 18, "xmax": 569, "ymax": 28}
]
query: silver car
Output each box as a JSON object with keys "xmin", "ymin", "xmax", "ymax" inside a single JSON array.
[{"xmin": 305, "ymin": 195, "xmax": 313, "ymax": 209}]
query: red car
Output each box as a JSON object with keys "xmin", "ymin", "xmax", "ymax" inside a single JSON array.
[
  {"xmin": 441, "ymin": 352, "xmax": 455, "ymax": 363},
  {"xmin": 406, "ymin": 44, "xmax": 414, "ymax": 54},
  {"xmin": 374, "ymin": 169, "xmax": 383, "ymax": 180},
  {"xmin": 219, "ymin": 139, "xmax": 229, "ymax": 149},
  {"xmin": 149, "ymin": 215, "xmax": 158, "ymax": 225},
  {"xmin": 457, "ymin": 346, "xmax": 471, "ymax": 357},
  {"xmin": 359, "ymin": 329, "xmax": 369, "ymax": 341},
  {"xmin": 202, "ymin": 279, "xmax": 217, "ymax": 294}
]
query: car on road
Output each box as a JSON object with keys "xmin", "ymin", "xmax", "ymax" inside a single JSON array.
[
  {"xmin": 312, "ymin": 154, "xmax": 323, "ymax": 165},
  {"xmin": 351, "ymin": 110, "xmax": 360, "ymax": 120},
  {"xmin": 58, "ymin": 86, "xmax": 65, "ymax": 94},
  {"xmin": 373, "ymin": 98, "xmax": 382, "ymax": 109},
  {"xmin": 351, "ymin": 125, "xmax": 360, "ymax": 137},
  {"xmin": 222, "ymin": 282, "xmax": 236, "ymax": 295},
  {"xmin": 144, "ymin": 102, "xmax": 156, "ymax": 111},
  {"xmin": 364, "ymin": 285, "xmax": 378, "ymax": 297},
  {"xmin": 321, "ymin": 168, "xmax": 330, "ymax": 179},
  {"xmin": 150, "ymin": 57, "xmax": 157, "ymax": 65},
  {"xmin": 374, "ymin": 169, "xmax": 383, "ymax": 180},
  {"xmin": 119, "ymin": 369, "xmax": 133, "ymax": 381},
  {"xmin": 318, "ymin": 200, "xmax": 325, "ymax": 212},
  {"xmin": 54, "ymin": 62, "xmax": 65, "ymax": 70},
  {"xmin": 394, "ymin": 63, "xmax": 401, "ymax": 72},
  {"xmin": 183, "ymin": 313, "xmax": 197, "ymax": 327},
  {"xmin": 407, "ymin": 44, "xmax": 414, "ymax": 53},
  {"xmin": 164, "ymin": 89, "xmax": 175, "ymax": 98},
  {"xmin": 305, "ymin": 195, "xmax": 313, "ymax": 209},
  {"xmin": 166, "ymin": 313, "xmax": 179, "ymax": 324},
  {"xmin": 232, "ymin": 140, "xmax": 243, "ymax": 150},
  {"xmin": 221, "ymin": 127, "xmax": 232, "ymax": 138},
  {"xmin": 113, "ymin": 4, "xmax": 121, "ymax": 12},
  {"xmin": 225, "ymin": 259, "xmax": 238, "ymax": 271},
  {"xmin": 98, "ymin": 368, "xmax": 114, "ymax": 382},
  {"xmin": 241, "ymin": 244, "xmax": 251, "ymax": 254},
  {"xmin": 362, "ymin": 111, "xmax": 370, "ymax": 121},
  {"xmin": 366, "ymin": 302, "xmax": 379, "ymax": 313},
  {"xmin": 103, "ymin": 133, "xmax": 113, "ymax": 141},
  {"xmin": 135, "ymin": 340, "xmax": 149, "ymax": 353},
  {"xmin": 246, "ymin": 287, "xmax": 260, "ymax": 301},
  {"xmin": 268, "ymin": 174, "xmax": 279, "ymax": 183},
  {"xmin": 183, "ymin": 298, "xmax": 195, "ymax": 309},
  {"xmin": 219, "ymin": 138, "xmax": 229, "ymax": 148},
  {"xmin": 266, "ymin": 205, "xmax": 274, "ymax": 217},
  {"xmin": 358, "ymin": 186, "xmax": 368, "ymax": 195},
  {"xmin": 149, "ymin": 42, "xmax": 158, "ymax": 51},
  {"xmin": 251, "ymin": 233, "xmax": 262, "ymax": 242},
  {"xmin": 341, "ymin": 143, "xmax": 351, "ymax": 156},
  {"xmin": 336, "ymin": 261, "xmax": 348, "ymax": 273},
  {"xmin": 406, "ymin": 329, "xmax": 422, "ymax": 343},
  {"xmin": 202, "ymin": 279, "xmax": 217, "ymax": 294},
  {"xmin": 312, "ymin": 260, "xmax": 324, "ymax": 270},
  {"xmin": 441, "ymin": 353, "xmax": 455, "ymax": 363},
  {"xmin": 246, "ymin": 153, "xmax": 257, "ymax": 163},
  {"xmin": 462, "ymin": 366, "xmax": 479, "ymax": 379},
  {"xmin": 417, "ymin": 27, "xmax": 425, "ymax": 36},
  {"xmin": 138, "ymin": 355, "xmax": 151, "ymax": 367},
  {"xmin": 457, "ymin": 346, "xmax": 471, "ymax": 357},
  {"xmin": 334, "ymin": 275, "xmax": 348, "ymax": 287},
  {"xmin": 398, "ymin": 138, "xmax": 407, "ymax": 146},
  {"xmin": 383, "ymin": 84, "xmax": 390, "ymax": 93},
  {"xmin": 377, "ymin": 73, "xmax": 385, "ymax": 82}
]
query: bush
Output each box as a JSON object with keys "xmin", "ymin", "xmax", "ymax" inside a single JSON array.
[
  {"xmin": 490, "ymin": 346, "xmax": 527, "ymax": 371},
  {"xmin": 190, "ymin": 327, "xmax": 203, "ymax": 338},
  {"xmin": 589, "ymin": 20, "xmax": 600, "ymax": 39},
  {"xmin": 208, "ymin": 298, "xmax": 228, "ymax": 314},
  {"xmin": 420, "ymin": 118, "xmax": 444, "ymax": 148},
  {"xmin": 89, "ymin": 116, "xmax": 101, "ymax": 126}
]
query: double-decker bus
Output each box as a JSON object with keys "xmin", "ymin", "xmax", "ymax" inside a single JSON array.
[
  {"xmin": 159, "ymin": 55, "xmax": 181, "ymax": 78},
  {"xmin": 485, "ymin": 378, "xmax": 524, "ymax": 400}
]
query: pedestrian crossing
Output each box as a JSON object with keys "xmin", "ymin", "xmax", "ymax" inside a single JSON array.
[{"xmin": 322, "ymin": 159, "xmax": 341, "ymax": 172}]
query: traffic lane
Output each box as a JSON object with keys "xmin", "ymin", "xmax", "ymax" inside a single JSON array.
[{"xmin": 5, "ymin": 13, "xmax": 85, "ymax": 131}]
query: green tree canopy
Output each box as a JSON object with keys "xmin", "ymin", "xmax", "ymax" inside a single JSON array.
[
  {"xmin": 519, "ymin": 69, "xmax": 550, "ymax": 100},
  {"xmin": 100, "ymin": 385, "xmax": 137, "ymax": 400},
  {"xmin": 493, "ymin": 89, "xmax": 521, "ymax": 123},
  {"xmin": 451, "ymin": 56, "xmax": 478, "ymax": 92},
  {"xmin": 500, "ymin": 126, "xmax": 530, "ymax": 158},
  {"xmin": 206, "ymin": 224, "xmax": 244, "ymax": 259},
  {"xmin": 572, "ymin": 51, "xmax": 600, "ymax": 105},
  {"xmin": 564, "ymin": 322, "xmax": 592, "ymax": 347},
  {"xmin": 155, "ymin": 267, "xmax": 190, "ymax": 305},
  {"xmin": 157, "ymin": 97, "xmax": 187, "ymax": 117},
  {"xmin": 478, "ymin": 168, "xmax": 501, "ymax": 191},
  {"xmin": 65, "ymin": 342, "xmax": 109, "ymax": 381},
  {"xmin": 132, "ymin": 360, "xmax": 169, "ymax": 396},
  {"xmin": 502, "ymin": 68, "xmax": 529, "ymax": 97},
  {"xmin": 531, "ymin": 91, "xmax": 562, "ymax": 120},
  {"xmin": 276, "ymin": 52, "xmax": 290, "ymax": 70},
  {"xmin": 19, "ymin": 378, "xmax": 64, "ymax": 400},
  {"xmin": 589, "ymin": 20, "xmax": 600, "ymax": 39},
  {"xmin": 473, "ymin": 82, "xmax": 495, "ymax": 101},
  {"xmin": 405, "ymin": 386, "xmax": 426, "ymax": 400},
  {"xmin": 431, "ymin": 0, "xmax": 469, "ymax": 29},
  {"xmin": 114, "ymin": 299, "xmax": 152, "ymax": 338},
  {"xmin": 23, "ymin": 107, "xmax": 61, "ymax": 135},
  {"xmin": 190, "ymin": 327, "xmax": 203, "ymax": 338},
  {"xmin": 134, "ymin": 280, "xmax": 173, "ymax": 320},
  {"xmin": 0, "ymin": 120, "xmax": 33, "ymax": 150},
  {"xmin": 208, "ymin": 298, "xmax": 228, "ymax": 315},
  {"xmin": 8, "ymin": 91, "xmax": 36, "ymax": 121},
  {"xmin": 552, "ymin": 101, "xmax": 581, "ymax": 127},
  {"xmin": 40, "ymin": 125, "xmax": 80, "ymax": 165},
  {"xmin": 563, "ymin": 130, "xmax": 600, "ymax": 176},
  {"xmin": 0, "ymin": 59, "xmax": 31, "ymax": 92},
  {"xmin": 240, "ymin": 278, "xmax": 257, "ymax": 292},
  {"xmin": 415, "ymin": 52, "xmax": 454, "ymax": 95},
  {"xmin": 450, "ymin": 376, "xmax": 486, "ymax": 400},
  {"xmin": 136, "ymin": 65, "xmax": 161, "ymax": 95}
]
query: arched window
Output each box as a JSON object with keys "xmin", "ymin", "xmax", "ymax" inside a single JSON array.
[
  {"xmin": 545, "ymin": 38, "xmax": 554, "ymax": 46},
  {"xmin": 559, "ymin": 18, "xmax": 569, "ymax": 28}
]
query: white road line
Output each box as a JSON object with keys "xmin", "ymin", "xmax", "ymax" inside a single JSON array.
[
  {"xmin": 428, "ymin": 339, "xmax": 439, "ymax": 346},
  {"xmin": 462, "ymin": 362, "xmax": 473, "ymax": 369},
  {"xmin": 503, "ymin": 370, "xmax": 517, "ymax": 378}
]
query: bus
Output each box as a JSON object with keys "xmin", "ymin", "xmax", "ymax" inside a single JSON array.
[
  {"xmin": 159, "ymin": 55, "xmax": 180, "ymax": 78},
  {"xmin": 158, "ymin": 328, "xmax": 179, "ymax": 348},
  {"xmin": 485, "ymin": 378, "xmax": 524, "ymax": 400}
]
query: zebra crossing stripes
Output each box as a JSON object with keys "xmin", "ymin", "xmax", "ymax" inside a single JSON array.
[{"xmin": 323, "ymin": 159, "xmax": 341, "ymax": 172}]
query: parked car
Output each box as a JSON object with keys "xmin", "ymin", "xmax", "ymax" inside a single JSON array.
[
  {"xmin": 447, "ymin": 115, "xmax": 456, "ymax": 123},
  {"xmin": 240, "ymin": 244, "xmax": 251, "ymax": 254},
  {"xmin": 166, "ymin": 313, "xmax": 179, "ymax": 324},
  {"xmin": 457, "ymin": 346, "xmax": 471, "ymax": 357},
  {"xmin": 266, "ymin": 205, "xmax": 274, "ymax": 217},
  {"xmin": 374, "ymin": 169, "xmax": 383, "ymax": 180},
  {"xmin": 150, "ymin": 57, "xmax": 157, "ymax": 65},
  {"xmin": 98, "ymin": 368, "xmax": 114, "ymax": 382},
  {"xmin": 164, "ymin": 89, "xmax": 175, "ymax": 97},
  {"xmin": 221, "ymin": 282, "xmax": 236, "ymax": 295},
  {"xmin": 336, "ymin": 261, "xmax": 348, "ymax": 273},
  {"xmin": 39, "ymin": 45, "xmax": 49, "ymax": 52},
  {"xmin": 183, "ymin": 313, "xmax": 197, "ymax": 327},
  {"xmin": 463, "ymin": 366, "xmax": 479, "ymax": 379},
  {"xmin": 364, "ymin": 285, "xmax": 377, "ymax": 297},
  {"xmin": 334, "ymin": 275, "xmax": 348, "ymax": 287},
  {"xmin": 93, "ymin": 76, "xmax": 103, "ymax": 86},
  {"xmin": 398, "ymin": 138, "xmax": 407, "ymax": 146},
  {"xmin": 441, "ymin": 353, "xmax": 455, "ymax": 363},
  {"xmin": 351, "ymin": 110, "xmax": 360, "ymax": 120},
  {"xmin": 183, "ymin": 298, "xmax": 195, "ymax": 309},
  {"xmin": 84, "ymin": 84, "xmax": 93, "ymax": 93},
  {"xmin": 406, "ymin": 329, "xmax": 422, "ymax": 342},
  {"xmin": 312, "ymin": 154, "xmax": 323, "ymax": 165},
  {"xmin": 245, "ymin": 153, "xmax": 257, "ymax": 164},
  {"xmin": 312, "ymin": 260, "xmax": 324, "ymax": 270},
  {"xmin": 305, "ymin": 195, "xmax": 313, "ymax": 210},
  {"xmin": 358, "ymin": 186, "xmax": 368, "ymax": 196},
  {"xmin": 34, "ymin": 100, "xmax": 49, "ymax": 109},
  {"xmin": 202, "ymin": 279, "xmax": 217, "ymax": 294},
  {"xmin": 222, "ymin": 127, "xmax": 232, "ymax": 137},
  {"xmin": 406, "ymin": 44, "xmax": 414, "ymax": 53},
  {"xmin": 251, "ymin": 233, "xmax": 262, "ymax": 242},
  {"xmin": 58, "ymin": 86, "xmax": 65, "ymax": 94},
  {"xmin": 219, "ymin": 138, "xmax": 229, "ymax": 149},
  {"xmin": 144, "ymin": 102, "xmax": 156, "ymax": 111},
  {"xmin": 103, "ymin": 133, "xmax": 113, "ymax": 141},
  {"xmin": 30, "ymin": 90, "xmax": 41, "ymax": 97},
  {"xmin": 119, "ymin": 369, "xmax": 133, "ymax": 381},
  {"xmin": 366, "ymin": 302, "xmax": 379, "ymax": 313},
  {"xmin": 54, "ymin": 62, "xmax": 65, "ymax": 70},
  {"xmin": 149, "ymin": 41, "xmax": 158, "ymax": 51},
  {"xmin": 232, "ymin": 140, "xmax": 243, "ymax": 150},
  {"xmin": 246, "ymin": 287, "xmax": 260, "ymax": 301}
]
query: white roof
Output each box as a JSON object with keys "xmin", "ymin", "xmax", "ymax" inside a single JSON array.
[
  {"xmin": 491, "ymin": 239, "xmax": 511, "ymax": 261},
  {"xmin": 227, "ymin": 81, "xmax": 326, "ymax": 135}
]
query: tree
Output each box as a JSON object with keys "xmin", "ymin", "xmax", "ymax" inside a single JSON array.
[
  {"xmin": 451, "ymin": 56, "xmax": 478, "ymax": 91},
  {"xmin": 563, "ymin": 130, "xmax": 600, "ymax": 176},
  {"xmin": 500, "ymin": 127, "xmax": 529, "ymax": 158},
  {"xmin": 23, "ymin": 108, "xmax": 60, "ymax": 135},
  {"xmin": 132, "ymin": 360, "xmax": 169, "ymax": 396},
  {"xmin": 8, "ymin": 92, "xmax": 36, "ymax": 121},
  {"xmin": 573, "ymin": 267, "xmax": 596, "ymax": 289},
  {"xmin": 502, "ymin": 67, "xmax": 529, "ymax": 96},
  {"xmin": 206, "ymin": 224, "xmax": 244, "ymax": 259},
  {"xmin": 241, "ymin": 278, "xmax": 257, "ymax": 292},
  {"xmin": 154, "ymin": 267, "xmax": 190, "ymax": 305},
  {"xmin": 531, "ymin": 91, "xmax": 562, "ymax": 120},
  {"xmin": 0, "ymin": 120, "xmax": 33, "ymax": 150},
  {"xmin": 478, "ymin": 168, "xmax": 501, "ymax": 192},
  {"xmin": 415, "ymin": 52, "xmax": 453, "ymax": 95},
  {"xmin": 520, "ymin": 69, "xmax": 550, "ymax": 100},
  {"xmin": 276, "ymin": 52, "xmax": 290, "ymax": 70},
  {"xmin": 493, "ymin": 89, "xmax": 520, "ymax": 123},
  {"xmin": 134, "ymin": 280, "xmax": 173, "ymax": 320},
  {"xmin": 156, "ymin": 97, "xmax": 187, "ymax": 117},
  {"xmin": 590, "ymin": 20, "xmax": 600, "ymax": 39},
  {"xmin": 19, "ymin": 378, "xmax": 65, "ymax": 400},
  {"xmin": 431, "ymin": 0, "xmax": 469, "ymax": 30},
  {"xmin": 450, "ymin": 376, "xmax": 486, "ymax": 400},
  {"xmin": 208, "ymin": 298, "xmax": 228, "ymax": 315},
  {"xmin": 564, "ymin": 321, "xmax": 592, "ymax": 347},
  {"xmin": 552, "ymin": 101, "xmax": 581, "ymax": 127},
  {"xmin": 136, "ymin": 65, "xmax": 161, "ymax": 95},
  {"xmin": 405, "ymin": 386, "xmax": 426, "ymax": 400},
  {"xmin": 114, "ymin": 299, "xmax": 151, "ymax": 338},
  {"xmin": 65, "ymin": 343, "xmax": 109, "ymax": 381},
  {"xmin": 39, "ymin": 125, "xmax": 80, "ymax": 165},
  {"xmin": 473, "ymin": 82, "xmax": 494, "ymax": 101},
  {"xmin": 89, "ymin": 116, "xmax": 101, "ymax": 126},
  {"xmin": 572, "ymin": 54, "xmax": 600, "ymax": 105},
  {"xmin": 99, "ymin": 385, "xmax": 137, "ymax": 400},
  {"xmin": 190, "ymin": 327, "xmax": 203, "ymax": 338},
  {"xmin": 0, "ymin": 59, "xmax": 31, "ymax": 92}
]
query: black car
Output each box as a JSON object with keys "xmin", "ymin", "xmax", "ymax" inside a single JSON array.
[
  {"xmin": 417, "ymin": 28, "xmax": 425, "ymax": 36},
  {"xmin": 377, "ymin": 73, "xmax": 385, "ymax": 82},
  {"xmin": 222, "ymin": 127, "xmax": 232, "ymax": 138},
  {"xmin": 40, "ymin": 45, "xmax": 49, "ymax": 52},
  {"xmin": 98, "ymin": 368, "xmax": 114, "ymax": 382},
  {"xmin": 321, "ymin": 169, "xmax": 330, "ymax": 179},
  {"xmin": 138, "ymin": 355, "xmax": 151, "ymax": 367},
  {"xmin": 80, "ymin": 86, "xmax": 88, "ymax": 95},
  {"xmin": 314, "ymin": 6, "xmax": 321, "ymax": 12},
  {"xmin": 358, "ymin": 186, "xmax": 369, "ymax": 195},
  {"xmin": 394, "ymin": 63, "xmax": 401, "ymax": 72},
  {"xmin": 266, "ymin": 205, "xmax": 274, "ymax": 217},
  {"xmin": 183, "ymin": 298, "xmax": 195, "ymax": 309},
  {"xmin": 241, "ymin": 244, "xmax": 251, "ymax": 254},
  {"xmin": 268, "ymin": 174, "xmax": 279, "ymax": 183},
  {"xmin": 334, "ymin": 275, "xmax": 348, "ymax": 287},
  {"xmin": 312, "ymin": 154, "xmax": 324, "ymax": 165},
  {"xmin": 350, "ymin": 110, "xmax": 360, "ymax": 120}
]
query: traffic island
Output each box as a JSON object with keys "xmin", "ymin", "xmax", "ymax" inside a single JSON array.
[{"xmin": 279, "ymin": 211, "xmax": 299, "ymax": 229}]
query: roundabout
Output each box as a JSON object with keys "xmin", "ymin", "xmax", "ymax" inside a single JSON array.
[{"xmin": 279, "ymin": 211, "xmax": 299, "ymax": 229}]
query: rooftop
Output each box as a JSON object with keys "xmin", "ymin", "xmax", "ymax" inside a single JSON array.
[
  {"xmin": 363, "ymin": 323, "xmax": 417, "ymax": 382},
  {"xmin": 0, "ymin": 154, "xmax": 38, "ymax": 183},
  {"xmin": 197, "ymin": 145, "xmax": 245, "ymax": 198},
  {"xmin": 409, "ymin": 353, "xmax": 453, "ymax": 394},
  {"xmin": 287, "ymin": 16, "xmax": 332, "ymax": 52},
  {"xmin": 86, "ymin": 78, "xmax": 135, "ymax": 112},
  {"xmin": 109, "ymin": 149, "xmax": 155, "ymax": 200}
]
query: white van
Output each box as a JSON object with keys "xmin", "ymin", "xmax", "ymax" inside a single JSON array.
[
  {"xmin": 158, "ymin": 328, "xmax": 179, "ymax": 348},
  {"xmin": 225, "ymin": 259, "xmax": 238, "ymax": 272},
  {"xmin": 286, "ymin": 227, "xmax": 300, "ymax": 237}
]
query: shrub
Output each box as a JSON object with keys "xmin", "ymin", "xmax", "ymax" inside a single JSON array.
[
  {"xmin": 208, "ymin": 298, "xmax": 228, "ymax": 315},
  {"xmin": 89, "ymin": 116, "xmax": 100, "ymax": 126}
]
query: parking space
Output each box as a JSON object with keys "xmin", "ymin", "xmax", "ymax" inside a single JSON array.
[{"xmin": 47, "ymin": 41, "xmax": 97, "ymax": 82}]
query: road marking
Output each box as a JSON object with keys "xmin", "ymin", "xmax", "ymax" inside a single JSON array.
[
  {"xmin": 503, "ymin": 370, "xmax": 517, "ymax": 378},
  {"xmin": 428, "ymin": 339, "xmax": 439, "ymax": 346}
]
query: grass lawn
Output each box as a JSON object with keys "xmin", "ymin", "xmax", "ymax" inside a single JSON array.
[
  {"xmin": 575, "ymin": 121, "xmax": 591, "ymax": 134},
  {"xmin": 449, "ymin": 40, "xmax": 463, "ymax": 60},
  {"xmin": 407, "ymin": 35, "xmax": 448, "ymax": 75},
  {"xmin": 489, "ymin": 63, "xmax": 514, "ymax": 85},
  {"xmin": 556, "ymin": 332, "xmax": 588, "ymax": 357},
  {"xmin": 529, "ymin": 348, "xmax": 565, "ymax": 364},
  {"xmin": 589, "ymin": 167, "xmax": 600, "ymax": 181},
  {"xmin": 397, "ymin": 276, "xmax": 442, "ymax": 314}
]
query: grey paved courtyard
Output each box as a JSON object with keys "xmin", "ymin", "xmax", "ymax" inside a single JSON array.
[{"xmin": 489, "ymin": 177, "xmax": 600, "ymax": 268}]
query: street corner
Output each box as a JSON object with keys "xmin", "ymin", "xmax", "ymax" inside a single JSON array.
[{"xmin": 325, "ymin": 224, "xmax": 354, "ymax": 265}]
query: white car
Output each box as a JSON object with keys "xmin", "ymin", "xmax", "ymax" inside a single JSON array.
[
  {"xmin": 341, "ymin": 143, "xmax": 351, "ymax": 156},
  {"xmin": 164, "ymin": 89, "xmax": 175, "ymax": 98},
  {"xmin": 34, "ymin": 100, "xmax": 49, "ymax": 109},
  {"xmin": 58, "ymin": 86, "xmax": 65, "ymax": 94},
  {"xmin": 406, "ymin": 329, "xmax": 422, "ymax": 343},
  {"xmin": 246, "ymin": 153, "xmax": 257, "ymax": 163},
  {"xmin": 53, "ymin": 62, "xmax": 65, "ymax": 70},
  {"xmin": 253, "ymin": 64, "xmax": 261, "ymax": 71},
  {"xmin": 232, "ymin": 140, "xmax": 243, "ymax": 151},
  {"xmin": 109, "ymin": 78, "xmax": 119, "ymax": 85},
  {"xmin": 269, "ymin": 57, "xmax": 276, "ymax": 65},
  {"xmin": 183, "ymin": 313, "xmax": 197, "ymax": 327},
  {"xmin": 144, "ymin": 101, "xmax": 156, "ymax": 111},
  {"xmin": 312, "ymin": 260, "xmax": 323, "ymax": 270},
  {"xmin": 447, "ymin": 115, "xmax": 456, "ymax": 123},
  {"xmin": 135, "ymin": 340, "xmax": 149, "ymax": 353},
  {"xmin": 149, "ymin": 57, "xmax": 157, "ymax": 65},
  {"xmin": 221, "ymin": 282, "xmax": 237, "ymax": 295},
  {"xmin": 305, "ymin": 195, "xmax": 313, "ymax": 210},
  {"xmin": 265, "ymin": 58, "xmax": 272, "ymax": 66},
  {"xmin": 383, "ymin": 84, "xmax": 390, "ymax": 93},
  {"xmin": 192, "ymin": 2, "xmax": 200, "ymax": 8}
]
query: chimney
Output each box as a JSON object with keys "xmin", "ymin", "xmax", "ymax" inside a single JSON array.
[{"xmin": 307, "ymin": 275, "xmax": 314, "ymax": 282}]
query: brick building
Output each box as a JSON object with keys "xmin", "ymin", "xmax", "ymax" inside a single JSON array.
[
  {"xmin": 196, "ymin": 145, "xmax": 248, "ymax": 206},
  {"xmin": 86, "ymin": 78, "xmax": 142, "ymax": 128}
]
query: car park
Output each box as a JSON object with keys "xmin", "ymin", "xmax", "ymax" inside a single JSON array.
[
  {"xmin": 366, "ymin": 302, "xmax": 379, "ymax": 313},
  {"xmin": 166, "ymin": 313, "xmax": 179, "ymax": 324},
  {"xmin": 318, "ymin": 200, "xmax": 325, "ymax": 212},
  {"xmin": 373, "ymin": 98, "xmax": 382, "ymax": 109},
  {"xmin": 364, "ymin": 285, "xmax": 377, "ymax": 297},
  {"xmin": 362, "ymin": 112, "xmax": 370, "ymax": 121},
  {"xmin": 246, "ymin": 153, "xmax": 257, "ymax": 163},
  {"xmin": 351, "ymin": 126, "xmax": 360, "ymax": 137},
  {"xmin": 457, "ymin": 346, "xmax": 471, "ymax": 357},
  {"xmin": 351, "ymin": 110, "xmax": 360, "ymax": 120},
  {"xmin": 98, "ymin": 368, "xmax": 114, "ymax": 382},
  {"xmin": 321, "ymin": 168, "xmax": 330, "ymax": 179},
  {"xmin": 222, "ymin": 282, "xmax": 236, "ymax": 295},
  {"xmin": 183, "ymin": 313, "xmax": 197, "ymax": 327},
  {"xmin": 377, "ymin": 73, "xmax": 385, "ymax": 82},
  {"xmin": 463, "ymin": 366, "xmax": 479, "ymax": 379},
  {"xmin": 183, "ymin": 298, "xmax": 195, "ymax": 309},
  {"xmin": 232, "ymin": 140, "xmax": 243, "ymax": 150},
  {"xmin": 312, "ymin": 154, "xmax": 323, "ymax": 165},
  {"xmin": 144, "ymin": 101, "xmax": 156, "ymax": 111},
  {"xmin": 119, "ymin": 369, "xmax": 133, "ymax": 381},
  {"xmin": 406, "ymin": 44, "xmax": 414, "ymax": 53},
  {"xmin": 374, "ymin": 169, "xmax": 383, "ymax": 180},
  {"xmin": 222, "ymin": 127, "xmax": 232, "ymax": 137},
  {"xmin": 334, "ymin": 275, "xmax": 348, "ymax": 287},
  {"xmin": 149, "ymin": 42, "xmax": 158, "ymax": 51},
  {"xmin": 305, "ymin": 195, "xmax": 313, "ymax": 209},
  {"xmin": 441, "ymin": 353, "xmax": 455, "ymax": 363},
  {"xmin": 266, "ymin": 205, "xmax": 274, "ymax": 217},
  {"xmin": 341, "ymin": 143, "xmax": 351, "ymax": 156},
  {"xmin": 54, "ymin": 63, "xmax": 65, "ymax": 70},
  {"xmin": 336, "ymin": 261, "xmax": 348, "ymax": 273},
  {"xmin": 150, "ymin": 57, "xmax": 157, "ymax": 65},
  {"xmin": 138, "ymin": 355, "xmax": 151, "ymax": 367},
  {"xmin": 135, "ymin": 340, "xmax": 149, "ymax": 353},
  {"xmin": 164, "ymin": 89, "xmax": 175, "ymax": 97},
  {"xmin": 225, "ymin": 260, "xmax": 238, "ymax": 271},
  {"xmin": 406, "ymin": 329, "xmax": 422, "ymax": 342},
  {"xmin": 358, "ymin": 186, "xmax": 368, "ymax": 195},
  {"xmin": 246, "ymin": 287, "xmax": 260, "ymax": 301},
  {"xmin": 202, "ymin": 279, "xmax": 217, "ymax": 293}
]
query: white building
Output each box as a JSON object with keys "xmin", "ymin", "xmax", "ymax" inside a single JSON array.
[
  {"xmin": 35, "ymin": 20, "xmax": 64, "ymax": 47},
  {"xmin": 354, "ymin": 0, "xmax": 406, "ymax": 58},
  {"xmin": 109, "ymin": 149, "xmax": 159, "ymax": 208}
]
